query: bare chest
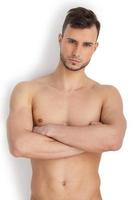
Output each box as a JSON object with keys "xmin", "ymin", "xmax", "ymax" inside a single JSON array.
[{"xmin": 32, "ymin": 87, "xmax": 102, "ymax": 126}]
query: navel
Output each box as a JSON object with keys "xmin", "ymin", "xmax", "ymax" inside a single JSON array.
[{"xmin": 62, "ymin": 180, "xmax": 66, "ymax": 186}]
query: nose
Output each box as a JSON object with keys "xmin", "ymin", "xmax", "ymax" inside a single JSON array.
[{"xmin": 72, "ymin": 45, "xmax": 81, "ymax": 58}]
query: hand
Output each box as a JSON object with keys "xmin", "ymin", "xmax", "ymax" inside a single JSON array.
[
  {"xmin": 89, "ymin": 121, "xmax": 103, "ymax": 125},
  {"xmin": 33, "ymin": 123, "xmax": 59, "ymax": 136},
  {"xmin": 33, "ymin": 124, "xmax": 50, "ymax": 136}
]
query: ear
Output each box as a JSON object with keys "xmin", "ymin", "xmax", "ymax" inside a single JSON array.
[
  {"xmin": 58, "ymin": 33, "xmax": 63, "ymax": 44},
  {"xmin": 94, "ymin": 42, "xmax": 99, "ymax": 51}
]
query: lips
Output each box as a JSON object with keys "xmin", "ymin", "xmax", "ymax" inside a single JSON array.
[{"xmin": 69, "ymin": 59, "xmax": 80, "ymax": 63}]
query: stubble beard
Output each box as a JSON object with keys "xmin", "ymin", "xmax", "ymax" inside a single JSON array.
[{"xmin": 60, "ymin": 53, "xmax": 90, "ymax": 72}]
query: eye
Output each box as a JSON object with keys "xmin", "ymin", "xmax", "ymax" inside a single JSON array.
[
  {"xmin": 83, "ymin": 43, "xmax": 93, "ymax": 47},
  {"xmin": 68, "ymin": 39, "xmax": 76, "ymax": 44}
]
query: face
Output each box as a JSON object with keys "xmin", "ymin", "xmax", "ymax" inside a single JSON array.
[{"xmin": 59, "ymin": 24, "xmax": 98, "ymax": 71}]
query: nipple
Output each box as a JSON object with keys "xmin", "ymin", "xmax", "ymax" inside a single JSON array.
[{"xmin": 37, "ymin": 118, "xmax": 43, "ymax": 123}]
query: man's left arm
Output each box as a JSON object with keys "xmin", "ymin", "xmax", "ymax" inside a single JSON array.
[{"xmin": 34, "ymin": 85, "xmax": 127, "ymax": 153}]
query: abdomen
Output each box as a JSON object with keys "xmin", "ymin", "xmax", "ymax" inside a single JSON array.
[{"xmin": 31, "ymin": 152, "xmax": 102, "ymax": 200}]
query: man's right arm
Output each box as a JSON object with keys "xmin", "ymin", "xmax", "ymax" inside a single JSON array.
[{"xmin": 7, "ymin": 82, "xmax": 84, "ymax": 160}]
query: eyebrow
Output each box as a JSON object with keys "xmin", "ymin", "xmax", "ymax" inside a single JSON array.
[{"xmin": 66, "ymin": 37, "xmax": 95, "ymax": 45}]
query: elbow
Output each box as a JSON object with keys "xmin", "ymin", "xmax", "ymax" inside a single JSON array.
[
  {"xmin": 105, "ymin": 134, "xmax": 124, "ymax": 151},
  {"xmin": 10, "ymin": 147, "xmax": 21, "ymax": 157},
  {"xmin": 9, "ymin": 141, "xmax": 25, "ymax": 157},
  {"xmin": 103, "ymin": 139, "xmax": 122, "ymax": 152},
  {"xmin": 109, "ymin": 139, "xmax": 123, "ymax": 151},
  {"xmin": 104, "ymin": 131, "xmax": 125, "ymax": 152}
]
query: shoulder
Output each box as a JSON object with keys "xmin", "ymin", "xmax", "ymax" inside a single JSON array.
[
  {"xmin": 99, "ymin": 84, "xmax": 122, "ymax": 99},
  {"xmin": 91, "ymin": 83, "xmax": 123, "ymax": 104},
  {"xmin": 87, "ymin": 78, "xmax": 120, "ymax": 93},
  {"xmin": 12, "ymin": 81, "xmax": 33, "ymax": 97},
  {"xmin": 86, "ymin": 77, "xmax": 122, "ymax": 98},
  {"xmin": 10, "ymin": 80, "xmax": 37, "ymax": 104},
  {"xmin": 12, "ymin": 75, "xmax": 49, "ymax": 93},
  {"xmin": 97, "ymin": 84, "xmax": 124, "ymax": 110},
  {"xmin": 9, "ymin": 81, "xmax": 33, "ymax": 109},
  {"xmin": 92, "ymin": 82, "xmax": 121, "ymax": 95},
  {"xmin": 11, "ymin": 75, "xmax": 51, "ymax": 99}
]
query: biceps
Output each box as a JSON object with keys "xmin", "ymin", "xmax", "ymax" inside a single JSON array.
[
  {"xmin": 9, "ymin": 107, "xmax": 33, "ymax": 128},
  {"xmin": 7, "ymin": 108, "xmax": 33, "ymax": 144},
  {"xmin": 101, "ymin": 106, "xmax": 124, "ymax": 126}
]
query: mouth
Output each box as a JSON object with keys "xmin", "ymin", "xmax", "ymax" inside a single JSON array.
[{"xmin": 69, "ymin": 58, "xmax": 80, "ymax": 63}]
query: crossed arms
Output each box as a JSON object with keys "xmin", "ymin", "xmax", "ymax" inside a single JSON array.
[{"xmin": 7, "ymin": 82, "xmax": 127, "ymax": 160}]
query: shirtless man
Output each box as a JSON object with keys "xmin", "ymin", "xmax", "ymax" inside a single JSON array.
[{"xmin": 7, "ymin": 7, "xmax": 127, "ymax": 200}]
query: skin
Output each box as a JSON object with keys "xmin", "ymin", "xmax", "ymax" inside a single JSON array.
[{"xmin": 7, "ymin": 24, "xmax": 126, "ymax": 200}]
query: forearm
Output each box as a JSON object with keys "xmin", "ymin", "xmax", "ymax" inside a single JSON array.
[
  {"xmin": 12, "ymin": 130, "xmax": 84, "ymax": 159},
  {"xmin": 47, "ymin": 123, "xmax": 123, "ymax": 153}
]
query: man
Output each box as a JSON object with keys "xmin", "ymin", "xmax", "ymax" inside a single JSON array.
[{"xmin": 7, "ymin": 7, "xmax": 126, "ymax": 200}]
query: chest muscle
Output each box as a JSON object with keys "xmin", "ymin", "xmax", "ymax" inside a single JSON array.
[{"xmin": 32, "ymin": 88, "xmax": 102, "ymax": 126}]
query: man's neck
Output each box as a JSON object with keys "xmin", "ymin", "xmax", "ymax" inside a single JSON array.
[{"xmin": 50, "ymin": 62, "xmax": 89, "ymax": 92}]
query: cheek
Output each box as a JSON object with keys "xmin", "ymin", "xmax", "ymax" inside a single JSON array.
[
  {"xmin": 85, "ymin": 49, "xmax": 95, "ymax": 59},
  {"xmin": 61, "ymin": 44, "xmax": 72, "ymax": 56}
]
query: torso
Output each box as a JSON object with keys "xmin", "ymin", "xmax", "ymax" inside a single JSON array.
[{"xmin": 30, "ymin": 74, "xmax": 104, "ymax": 200}]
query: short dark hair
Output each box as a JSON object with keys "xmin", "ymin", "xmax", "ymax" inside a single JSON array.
[{"xmin": 62, "ymin": 7, "xmax": 100, "ymax": 38}]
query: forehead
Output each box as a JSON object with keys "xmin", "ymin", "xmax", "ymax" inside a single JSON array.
[{"xmin": 63, "ymin": 24, "xmax": 98, "ymax": 42}]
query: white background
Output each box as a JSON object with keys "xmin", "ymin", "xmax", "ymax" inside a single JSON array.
[{"xmin": 0, "ymin": 0, "xmax": 132, "ymax": 199}]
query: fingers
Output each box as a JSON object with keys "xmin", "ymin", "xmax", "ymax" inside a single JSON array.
[
  {"xmin": 33, "ymin": 125, "xmax": 48, "ymax": 136},
  {"xmin": 32, "ymin": 126, "xmax": 38, "ymax": 132},
  {"xmin": 89, "ymin": 121, "xmax": 102, "ymax": 125},
  {"xmin": 33, "ymin": 126, "xmax": 43, "ymax": 134}
]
